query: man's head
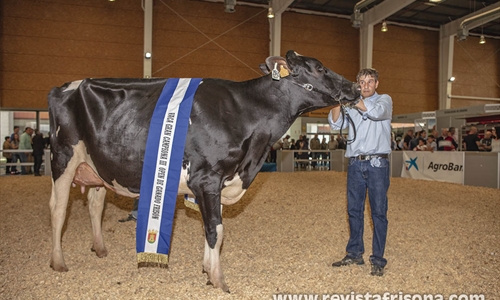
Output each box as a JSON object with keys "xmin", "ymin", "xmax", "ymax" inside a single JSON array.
[
  {"xmin": 356, "ymin": 68, "xmax": 379, "ymax": 99},
  {"xmin": 4, "ymin": 136, "xmax": 10, "ymax": 142},
  {"xmin": 13, "ymin": 126, "xmax": 19, "ymax": 133},
  {"xmin": 441, "ymin": 128, "xmax": 448, "ymax": 137},
  {"xmin": 25, "ymin": 127, "xmax": 34, "ymax": 135},
  {"xmin": 484, "ymin": 131, "xmax": 492, "ymax": 139},
  {"xmin": 469, "ymin": 126, "xmax": 477, "ymax": 134},
  {"xmin": 406, "ymin": 129, "xmax": 414, "ymax": 136},
  {"xmin": 427, "ymin": 135, "xmax": 435, "ymax": 142}
]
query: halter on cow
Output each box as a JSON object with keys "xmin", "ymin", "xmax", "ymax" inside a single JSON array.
[{"xmin": 48, "ymin": 50, "xmax": 361, "ymax": 292}]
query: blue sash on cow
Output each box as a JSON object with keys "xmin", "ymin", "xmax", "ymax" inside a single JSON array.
[{"xmin": 136, "ymin": 78, "xmax": 202, "ymax": 267}]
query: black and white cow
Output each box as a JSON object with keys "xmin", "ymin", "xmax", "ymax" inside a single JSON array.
[{"xmin": 48, "ymin": 50, "xmax": 360, "ymax": 292}]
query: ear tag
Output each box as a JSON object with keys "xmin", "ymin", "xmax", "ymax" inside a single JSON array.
[
  {"xmin": 272, "ymin": 62, "xmax": 280, "ymax": 81},
  {"xmin": 279, "ymin": 66, "xmax": 289, "ymax": 78}
]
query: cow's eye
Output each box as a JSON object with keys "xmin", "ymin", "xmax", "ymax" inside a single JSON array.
[{"xmin": 317, "ymin": 66, "xmax": 324, "ymax": 73}]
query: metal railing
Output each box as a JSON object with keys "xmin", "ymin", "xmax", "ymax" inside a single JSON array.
[{"xmin": 0, "ymin": 149, "xmax": 51, "ymax": 175}]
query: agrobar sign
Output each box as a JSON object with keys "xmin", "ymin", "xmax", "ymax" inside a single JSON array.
[{"xmin": 401, "ymin": 152, "xmax": 464, "ymax": 184}]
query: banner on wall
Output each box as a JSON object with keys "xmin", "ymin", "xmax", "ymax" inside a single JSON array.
[{"xmin": 401, "ymin": 151, "xmax": 465, "ymax": 184}]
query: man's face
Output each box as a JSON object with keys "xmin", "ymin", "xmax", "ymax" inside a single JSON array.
[
  {"xmin": 358, "ymin": 75, "xmax": 378, "ymax": 98},
  {"xmin": 485, "ymin": 132, "xmax": 492, "ymax": 139}
]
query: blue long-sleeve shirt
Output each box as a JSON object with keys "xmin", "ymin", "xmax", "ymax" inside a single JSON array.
[{"xmin": 328, "ymin": 92, "xmax": 393, "ymax": 157}]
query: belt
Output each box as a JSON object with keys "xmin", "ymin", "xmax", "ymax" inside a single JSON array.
[{"xmin": 351, "ymin": 154, "xmax": 389, "ymax": 161}]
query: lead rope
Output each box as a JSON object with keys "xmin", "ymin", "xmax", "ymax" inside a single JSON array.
[{"xmin": 339, "ymin": 103, "xmax": 357, "ymax": 145}]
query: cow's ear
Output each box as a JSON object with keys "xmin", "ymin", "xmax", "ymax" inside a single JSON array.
[
  {"xmin": 265, "ymin": 56, "xmax": 291, "ymax": 78},
  {"xmin": 259, "ymin": 63, "xmax": 270, "ymax": 75}
]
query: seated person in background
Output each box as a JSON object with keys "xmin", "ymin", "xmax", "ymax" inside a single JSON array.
[
  {"xmin": 426, "ymin": 135, "xmax": 437, "ymax": 152},
  {"xmin": 479, "ymin": 131, "xmax": 492, "ymax": 152}
]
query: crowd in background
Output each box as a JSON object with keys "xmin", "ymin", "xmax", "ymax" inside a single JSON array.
[
  {"xmin": 267, "ymin": 124, "xmax": 500, "ymax": 165},
  {"xmin": 2, "ymin": 126, "xmax": 49, "ymax": 176}
]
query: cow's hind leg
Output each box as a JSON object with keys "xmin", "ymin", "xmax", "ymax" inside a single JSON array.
[
  {"xmin": 49, "ymin": 175, "xmax": 73, "ymax": 272},
  {"xmin": 87, "ymin": 187, "xmax": 108, "ymax": 257},
  {"xmin": 203, "ymin": 223, "xmax": 226, "ymax": 291}
]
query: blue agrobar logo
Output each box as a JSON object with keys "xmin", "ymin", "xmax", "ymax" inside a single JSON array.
[{"xmin": 428, "ymin": 162, "xmax": 463, "ymax": 172}]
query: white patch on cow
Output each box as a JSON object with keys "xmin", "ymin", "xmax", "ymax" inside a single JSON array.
[
  {"xmin": 178, "ymin": 163, "xmax": 193, "ymax": 196},
  {"xmin": 63, "ymin": 80, "xmax": 83, "ymax": 92},
  {"xmin": 221, "ymin": 174, "xmax": 246, "ymax": 205},
  {"xmin": 111, "ymin": 179, "xmax": 139, "ymax": 198}
]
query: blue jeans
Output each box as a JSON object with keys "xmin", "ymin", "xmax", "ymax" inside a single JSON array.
[
  {"xmin": 19, "ymin": 152, "xmax": 28, "ymax": 174},
  {"xmin": 345, "ymin": 157, "xmax": 390, "ymax": 267}
]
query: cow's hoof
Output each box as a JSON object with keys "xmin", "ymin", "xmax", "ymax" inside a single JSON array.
[
  {"xmin": 90, "ymin": 246, "xmax": 108, "ymax": 258},
  {"xmin": 50, "ymin": 261, "xmax": 68, "ymax": 272}
]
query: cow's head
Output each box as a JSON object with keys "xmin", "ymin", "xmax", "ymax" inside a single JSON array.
[{"xmin": 261, "ymin": 50, "xmax": 361, "ymax": 108}]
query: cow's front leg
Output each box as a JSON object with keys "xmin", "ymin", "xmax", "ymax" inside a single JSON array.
[{"xmin": 87, "ymin": 187, "xmax": 108, "ymax": 257}]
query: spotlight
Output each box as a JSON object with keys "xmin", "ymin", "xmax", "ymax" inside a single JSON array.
[
  {"xmin": 267, "ymin": 7, "xmax": 274, "ymax": 19},
  {"xmin": 448, "ymin": 76, "xmax": 455, "ymax": 82},
  {"xmin": 224, "ymin": 0, "xmax": 236, "ymax": 13},
  {"xmin": 381, "ymin": 21, "xmax": 388, "ymax": 32},
  {"xmin": 479, "ymin": 35, "xmax": 486, "ymax": 44},
  {"xmin": 145, "ymin": 52, "xmax": 152, "ymax": 59}
]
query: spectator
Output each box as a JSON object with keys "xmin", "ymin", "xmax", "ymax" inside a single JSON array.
[
  {"xmin": 10, "ymin": 133, "xmax": 20, "ymax": 174},
  {"xmin": 491, "ymin": 127, "xmax": 500, "ymax": 153},
  {"xmin": 290, "ymin": 139, "xmax": 296, "ymax": 150},
  {"xmin": 296, "ymin": 140, "xmax": 309, "ymax": 168},
  {"xmin": 10, "ymin": 126, "xmax": 20, "ymax": 142},
  {"xmin": 409, "ymin": 130, "xmax": 426, "ymax": 150},
  {"xmin": 479, "ymin": 131, "xmax": 492, "ymax": 152},
  {"xmin": 328, "ymin": 134, "xmax": 338, "ymax": 150},
  {"xmin": 309, "ymin": 134, "xmax": 321, "ymax": 169},
  {"xmin": 336, "ymin": 133, "xmax": 346, "ymax": 150},
  {"xmin": 19, "ymin": 127, "xmax": 34, "ymax": 175},
  {"xmin": 32, "ymin": 129, "xmax": 46, "ymax": 176},
  {"xmin": 449, "ymin": 127, "xmax": 459, "ymax": 147},
  {"xmin": 403, "ymin": 129, "xmax": 414, "ymax": 150},
  {"xmin": 3, "ymin": 136, "xmax": 13, "ymax": 175},
  {"xmin": 426, "ymin": 135, "xmax": 437, "ymax": 152},
  {"xmin": 282, "ymin": 135, "xmax": 291, "ymax": 150},
  {"xmin": 413, "ymin": 138, "xmax": 427, "ymax": 151},
  {"xmin": 462, "ymin": 126, "xmax": 480, "ymax": 151},
  {"xmin": 436, "ymin": 128, "xmax": 448, "ymax": 151}
]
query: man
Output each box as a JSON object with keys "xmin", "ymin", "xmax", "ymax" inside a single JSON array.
[
  {"xmin": 436, "ymin": 128, "xmax": 448, "ymax": 151},
  {"xmin": 19, "ymin": 127, "xmax": 34, "ymax": 175},
  {"xmin": 463, "ymin": 126, "xmax": 480, "ymax": 151},
  {"xmin": 32, "ymin": 129, "xmax": 46, "ymax": 176},
  {"xmin": 328, "ymin": 68, "xmax": 392, "ymax": 276},
  {"xmin": 3, "ymin": 136, "xmax": 13, "ymax": 174},
  {"xmin": 309, "ymin": 134, "xmax": 321, "ymax": 168},
  {"xmin": 403, "ymin": 129, "xmax": 414, "ymax": 150},
  {"xmin": 479, "ymin": 130, "xmax": 492, "ymax": 152},
  {"xmin": 10, "ymin": 126, "xmax": 20, "ymax": 142}
]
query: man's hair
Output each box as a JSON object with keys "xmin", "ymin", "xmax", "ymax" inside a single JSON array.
[
  {"xmin": 356, "ymin": 68, "xmax": 379, "ymax": 82},
  {"xmin": 4, "ymin": 136, "xmax": 9, "ymax": 141},
  {"xmin": 13, "ymin": 126, "xmax": 19, "ymax": 130}
]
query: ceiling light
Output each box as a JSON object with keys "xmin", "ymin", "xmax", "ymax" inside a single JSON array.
[
  {"xmin": 224, "ymin": 0, "xmax": 236, "ymax": 13},
  {"xmin": 381, "ymin": 21, "xmax": 388, "ymax": 32},
  {"xmin": 267, "ymin": 7, "xmax": 274, "ymax": 19},
  {"xmin": 428, "ymin": 0, "xmax": 444, "ymax": 3},
  {"xmin": 479, "ymin": 35, "xmax": 486, "ymax": 44},
  {"xmin": 448, "ymin": 76, "xmax": 455, "ymax": 82},
  {"xmin": 145, "ymin": 52, "xmax": 152, "ymax": 59}
]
